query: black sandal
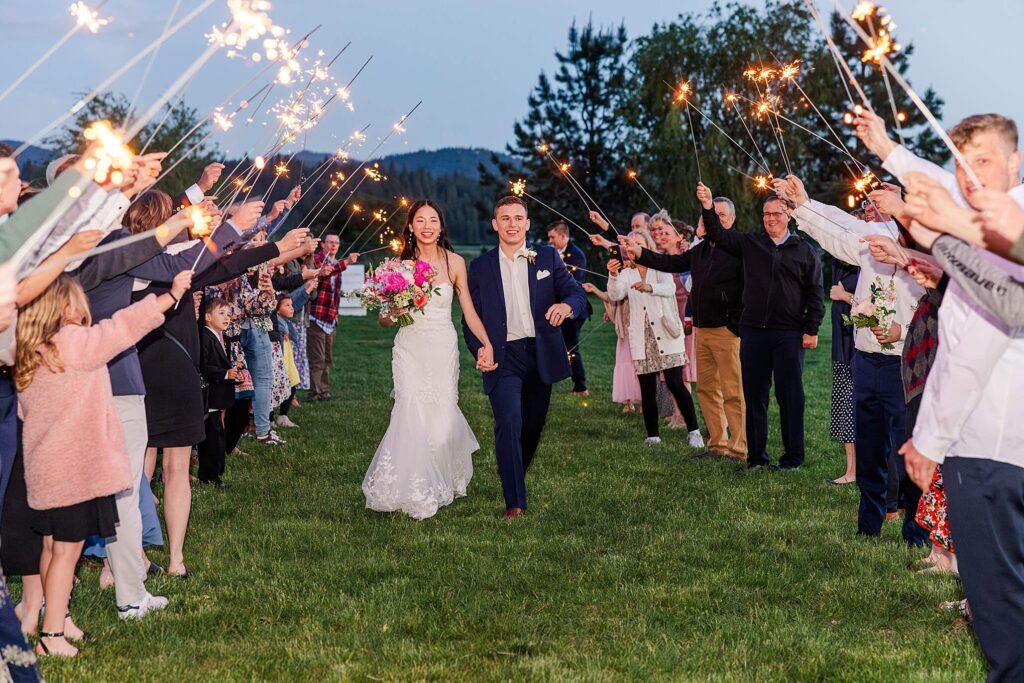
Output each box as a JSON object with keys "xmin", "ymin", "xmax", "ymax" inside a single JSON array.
[
  {"xmin": 66, "ymin": 612, "xmax": 93, "ymax": 642},
  {"xmin": 37, "ymin": 631, "xmax": 64, "ymax": 655}
]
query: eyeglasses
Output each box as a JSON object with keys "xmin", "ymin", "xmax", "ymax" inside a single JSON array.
[{"xmin": 762, "ymin": 211, "xmax": 787, "ymax": 218}]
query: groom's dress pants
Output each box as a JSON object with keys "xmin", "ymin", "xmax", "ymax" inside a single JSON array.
[{"xmin": 488, "ymin": 338, "xmax": 552, "ymax": 510}]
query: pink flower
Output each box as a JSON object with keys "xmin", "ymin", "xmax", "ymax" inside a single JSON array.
[{"xmin": 851, "ymin": 300, "xmax": 876, "ymax": 317}]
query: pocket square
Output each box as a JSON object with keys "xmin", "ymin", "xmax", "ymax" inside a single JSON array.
[{"xmin": 537, "ymin": 270, "xmax": 551, "ymax": 280}]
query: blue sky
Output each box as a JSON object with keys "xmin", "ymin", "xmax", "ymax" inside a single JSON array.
[{"xmin": 2, "ymin": 0, "xmax": 1020, "ymax": 158}]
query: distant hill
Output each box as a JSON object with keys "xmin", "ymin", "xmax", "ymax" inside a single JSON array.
[
  {"xmin": 295, "ymin": 146, "xmax": 513, "ymax": 179},
  {"xmin": 1, "ymin": 140, "xmax": 54, "ymax": 168}
]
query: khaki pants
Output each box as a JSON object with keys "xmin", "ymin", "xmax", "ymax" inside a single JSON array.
[
  {"xmin": 695, "ymin": 327, "xmax": 746, "ymax": 458},
  {"xmin": 307, "ymin": 323, "xmax": 335, "ymax": 400},
  {"xmin": 107, "ymin": 395, "xmax": 149, "ymax": 608}
]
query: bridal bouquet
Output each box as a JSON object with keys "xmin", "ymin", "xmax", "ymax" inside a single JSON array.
[
  {"xmin": 843, "ymin": 275, "xmax": 898, "ymax": 350},
  {"xmin": 357, "ymin": 258, "xmax": 439, "ymax": 327}
]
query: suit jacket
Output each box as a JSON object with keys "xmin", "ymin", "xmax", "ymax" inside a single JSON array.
[
  {"xmin": 462, "ymin": 244, "xmax": 588, "ymax": 395},
  {"xmin": 200, "ymin": 327, "xmax": 235, "ymax": 410},
  {"xmin": 559, "ymin": 240, "xmax": 592, "ymax": 319}
]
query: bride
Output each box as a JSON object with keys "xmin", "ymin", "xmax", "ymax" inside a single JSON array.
[{"xmin": 362, "ymin": 200, "xmax": 496, "ymax": 520}]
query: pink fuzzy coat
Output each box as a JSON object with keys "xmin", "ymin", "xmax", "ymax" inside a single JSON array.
[{"xmin": 20, "ymin": 295, "xmax": 165, "ymax": 511}]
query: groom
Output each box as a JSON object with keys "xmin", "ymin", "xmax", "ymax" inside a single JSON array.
[{"xmin": 463, "ymin": 195, "xmax": 588, "ymax": 519}]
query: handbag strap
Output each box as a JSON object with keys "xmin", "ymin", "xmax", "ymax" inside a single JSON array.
[{"xmin": 160, "ymin": 329, "xmax": 199, "ymax": 370}]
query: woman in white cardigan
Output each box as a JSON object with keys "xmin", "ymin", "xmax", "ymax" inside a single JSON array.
[{"xmin": 607, "ymin": 229, "xmax": 704, "ymax": 447}]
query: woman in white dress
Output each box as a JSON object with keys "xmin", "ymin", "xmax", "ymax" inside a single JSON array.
[{"xmin": 362, "ymin": 201, "xmax": 496, "ymax": 520}]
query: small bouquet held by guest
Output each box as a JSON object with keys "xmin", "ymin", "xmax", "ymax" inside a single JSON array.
[
  {"xmin": 843, "ymin": 275, "xmax": 898, "ymax": 349},
  {"xmin": 357, "ymin": 258, "xmax": 440, "ymax": 327}
]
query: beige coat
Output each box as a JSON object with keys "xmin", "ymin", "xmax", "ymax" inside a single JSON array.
[{"xmin": 608, "ymin": 267, "xmax": 686, "ymax": 362}]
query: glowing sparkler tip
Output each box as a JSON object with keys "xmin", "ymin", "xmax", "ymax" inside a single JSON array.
[
  {"xmin": 510, "ymin": 179, "xmax": 527, "ymax": 197},
  {"xmin": 274, "ymin": 162, "xmax": 289, "ymax": 176},
  {"xmin": 254, "ymin": 156, "xmax": 266, "ymax": 170},
  {"xmin": 851, "ymin": 0, "xmax": 878, "ymax": 21},
  {"xmin": 627, "ymin": 170, "xmax": 637, "ymax": 180},
  {"xmin": 399, "ymin": 197, "xmax": 410, "ymax": 207},
  {"xmin": 896, "ymin": 111, "xmax": 906, "ymax": 123},
  {"xmin": 69, "ymin": 1, "xmax": 110, "ymax": 33},
  {"xmin": 389, "ymin": 239, "xmax": 402, "ymax": 254}
]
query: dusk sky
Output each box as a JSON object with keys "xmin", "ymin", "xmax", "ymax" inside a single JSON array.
[{"xmin": 1, "ymin": 0, "xmax": 1019, "ymax": 158}]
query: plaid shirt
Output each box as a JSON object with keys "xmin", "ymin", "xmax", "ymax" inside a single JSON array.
[{"xmin": 310, "ymin": 250, "xmax": 348, "ymax": 326}]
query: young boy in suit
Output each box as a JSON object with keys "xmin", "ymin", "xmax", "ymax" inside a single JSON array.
[{"xmin": 198, "ymin": 298, "xmax": 238, "ymax": 488}]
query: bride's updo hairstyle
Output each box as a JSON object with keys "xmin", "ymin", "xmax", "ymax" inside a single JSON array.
[{"xmin": 400, "ymin": 200, "xmax": 458, "ymax": 291}]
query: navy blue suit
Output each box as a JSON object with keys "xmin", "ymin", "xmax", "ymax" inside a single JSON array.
[
  {"xmin": 463, "ymin": 244, "xmax": 587, "ymax": 509},
  {"xmin": 559, "ymin": 241, "xmax": 591, "ymax": 392}
]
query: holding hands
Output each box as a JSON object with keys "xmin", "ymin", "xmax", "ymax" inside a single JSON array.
[{"xmin": 476, "ymin": 345, "xmax": 497, "ymax": 372}]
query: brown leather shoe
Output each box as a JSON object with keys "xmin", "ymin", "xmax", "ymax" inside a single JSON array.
[{"xmin": 504, "ymin": 507, "xmax": 524, "ymax": 519}]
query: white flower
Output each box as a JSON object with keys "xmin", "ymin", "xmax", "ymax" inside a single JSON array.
[{"xmin": 518, "ymin": 247, "xmax": 538, "ymax": 264}]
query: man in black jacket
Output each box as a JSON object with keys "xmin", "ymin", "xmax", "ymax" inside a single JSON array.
[
  {"xmin": 548, "ymin": 221, "xmax": 592, "ymax": 395},
  {"xmin": 622, "ymin": 201, "xmax": 747, "ymax": 460},
  {"xmin": 696, "ymin": 182, "xmax": 824, "ymax": 470}
]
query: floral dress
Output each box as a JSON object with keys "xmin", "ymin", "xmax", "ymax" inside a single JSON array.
[
  {"xmin": 916, "ymin": 467, "xmax": 953, "ymax": 551},
  {"xmin": 0, "ymin": 573, "xmax": 40, "ymax": 682}
]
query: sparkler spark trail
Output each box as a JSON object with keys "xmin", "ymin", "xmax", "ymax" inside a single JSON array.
[
  {"xmin": 15, "ymin": 0, "xmax": 219, "ymax": 156},
  {"xmin": 833, "ymin": 0, "xmax": 983, "ymax": 188},
  {"xmin": 509, "ymin": 179, "xmax": 593, "ymax": 239},
  {"xmin": 0, "ymin": 0, "xmax": 112, "ymax": 105},
  {"xmin": 673, "ymin": 79, "xmax": 703, "ymax": 182},
  {"xmin": 627, "ymin": 170, "xmax": 662, "ymax": 212}
]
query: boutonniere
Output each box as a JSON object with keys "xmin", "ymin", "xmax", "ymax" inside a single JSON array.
[{"xmin": 518, "ymin": 248, "xmax": 537, "ymax": 265}]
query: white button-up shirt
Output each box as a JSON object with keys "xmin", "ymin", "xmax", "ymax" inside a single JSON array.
[
  {"xmin": 792, "ymin": 199, "xmax": 923, "ymax": 355},
  {"xmin": 499, "ymin": 246, "xmax": 535, "ymax": 341}
]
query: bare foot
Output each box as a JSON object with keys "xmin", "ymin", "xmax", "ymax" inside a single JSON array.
[
  {"xmin": 99, "ymin": 565, "xmax": 115, "ymax": 590},
  {"xmin": 37, "ymin": 634, "xmax": 78, "ymax": 658},
  {"xmin": 64, "ymin": 615, "xmax": 85, "ymax": 642},
  {"xmin": 830, "ymin": 474, "xmax": 856, "ymax": 485},
  {"xmin": 167, "ymin": 563, "xmax": 189, "ymax": 577}
]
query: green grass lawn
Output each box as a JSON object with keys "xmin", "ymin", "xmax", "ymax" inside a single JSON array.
[{"xmin": 16, "ymin": 306, "xmax": 984, "ymax": 681}]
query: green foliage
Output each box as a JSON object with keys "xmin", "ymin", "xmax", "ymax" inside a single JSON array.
[{"xmin": 45, "ymin": 91, "xmax": 220, "ymax": 195}]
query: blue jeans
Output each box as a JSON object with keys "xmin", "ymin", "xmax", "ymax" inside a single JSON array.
[
  {"xmin": 241, "ymin": 327, "xmax": 274, "ymax": 437},
  {"xmin": 852, "ymin": 351, "xmax": 927, "ymax": 545}
]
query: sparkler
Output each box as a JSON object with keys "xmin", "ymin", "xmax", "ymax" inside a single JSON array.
[
  {"xmin": 509, "ymin": 179, "xmax": 593, "ymax": 239},
  {"xmin": 0, "ymin": 1, "xmax": 112, "ymax": 104},
  {"xmin": 626, "ymin": 170, "xmax": 662, "ymax": 212},
  {"xmin": 359, "ymin": 238, "xmax": 403, "ymax": 257},
  {"xmin": 725, "ymin": 91, "xmax": 772, "ymax": 174},
  {"xmin": 834, "ymin": 0, "xmax": 983, "ymax": 189},
  {"xmin": 802, "ymin": 0, "xmax": 870, "ymax": 108},
  {"xmin": 540, "ymin": 148, "xmax": 618, "ymax": 233},
  {"xmin": 674, "ymin": 79, "xmax": 703, "ymax": 182},
  {"xmin": 16, "ymin": 0, "xmax": 220, "ymax": 156},
  {"xmin": 125, "ymin": 0, "xmax": 182, "ymax": 126},
  {"xmin": 81, "ymin": 121, "xmax": 133, "ymax": 186},
  {"xmin": 664, "ymin": 81, "xmax": 768, "ymax": 175}
]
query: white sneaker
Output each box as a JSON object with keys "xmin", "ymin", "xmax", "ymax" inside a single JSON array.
[
  {"xmin": 118, "ymin": 593, "xmax": 169, "ymax": 620},
  {"xmin": 687, "ymin": 430, "xmax": 705, "ymax": 448},
  {"xmin": 644, "ymin": 437, "xmax": 662, "ymax": 446},
  {"xmin": 275, "ymin": 415, "xmax": 298, "ymax": 429}
]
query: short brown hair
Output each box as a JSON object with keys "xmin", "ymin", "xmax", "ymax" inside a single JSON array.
[
  {"xmin": 494, "ymin": 195, "xmax": 527, "ymax": 217},
  {"xmin": 950, "ymin": 114, "xmax": 1018, "ymax": 152},
  {"xmin": 125, "ymin": 190, "xmax": 173, "ymax": 235},
  {"xmin": 546, "ymin": 220, "xmax": 568, "ymax": 236},
  {"xmin": 204, "ymin": 296, "xmax": 230, "ymax": 313},
  {"xmin": 0, "ymin": 143, "xmax": 13, "ymax": 158}
]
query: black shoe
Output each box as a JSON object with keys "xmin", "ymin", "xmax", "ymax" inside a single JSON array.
[
  {"xmin": 778, "ymin": 464, "xmax": 801, "ymax": 472},
  {"xmin": 692, "ymin": 450, "xmax": 723, "ymax": 460}
]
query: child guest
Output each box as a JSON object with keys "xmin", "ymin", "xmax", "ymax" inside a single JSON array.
[{"xmin": 198, "ymin": 297, "xmax": 237, "ymax": 488}]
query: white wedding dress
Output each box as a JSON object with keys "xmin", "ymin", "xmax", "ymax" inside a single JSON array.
[{"xmin": 362, "ymin": 284, "xmax": 477, "ymax": 520}]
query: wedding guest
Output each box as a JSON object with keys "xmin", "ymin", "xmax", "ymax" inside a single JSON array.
[
  {"xmin": 198, "ymin": 298, "xmax": 236, "ymax": 487},
  {"xmin": 697, "ymin": 183, "xmax": 823, "ymax": 470},
  {"xmin": 135, "ymin": 214, "xmax": 308, "ymax": 577},
  {"xmin": 273, "ymin": 291, "xmax": 304, "ymax": 428},
  {"xmin": 307, "ymin": 234, "xmax": 360, "ymax": 402},
  {"xmin": 582, "ymin": 282, "xmax": 641, "ymax": 413},
  {"xmin": 782, "ymin": 175, "xmax": 927, "ymax": 544},
  {"xmin": 607, "ymin": 229, "xmax": 703, "ymax": 448},
  {"xmin": 826, "ymin": 257, "xmax": 859, "ymax": 485},
  {"xmin": 547, "ymin": 221, "xmax": 591, "ymax": 396},
  {"xmin": 16, "ymin": 271, "xmax": 192, "ymax": 657},
  {"xmin": 625, "ymin": 195, "xmax": 746, "ymax": 460}
]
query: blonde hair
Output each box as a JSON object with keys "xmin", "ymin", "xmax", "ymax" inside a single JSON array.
[
  {"xmin": 631, "ymin": 228, "xmax": 658, "ymax": 252},
  {"xmin": 15, "ymin": 275, "xmax": 92, "ymax": 391},
  {"xmin": 649, "ymin": 209, "xmax": 673, "ymax": 229},
  {"xmin": 950, "ymin": 114, "xmax": 1018, "ymax": 152}
]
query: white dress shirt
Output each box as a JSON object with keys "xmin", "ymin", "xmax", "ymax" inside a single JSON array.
[
  {"xmin": 499, "ymin": 246, "xmax": 535, "ymax": 341},
  {"xmin": 883, "ymin": 145, "xmax": 1024, "ymax": 468},
  {"xmin": 792, "ymin": 199, "xmax": 923, "ymax": 355}
]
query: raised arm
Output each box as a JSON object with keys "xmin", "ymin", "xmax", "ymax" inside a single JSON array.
[
  {"xmin": 932, "ymin": 234, "xmax": 1024, "ymax": 329},
  {"xmin": 697, "ymin": 184, "xmax": 745, "ymax": 258}
]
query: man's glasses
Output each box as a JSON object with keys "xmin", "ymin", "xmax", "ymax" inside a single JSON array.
[{"xmin": 762, "ymin": 211, "xmax": 787, "ymax": 218}]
